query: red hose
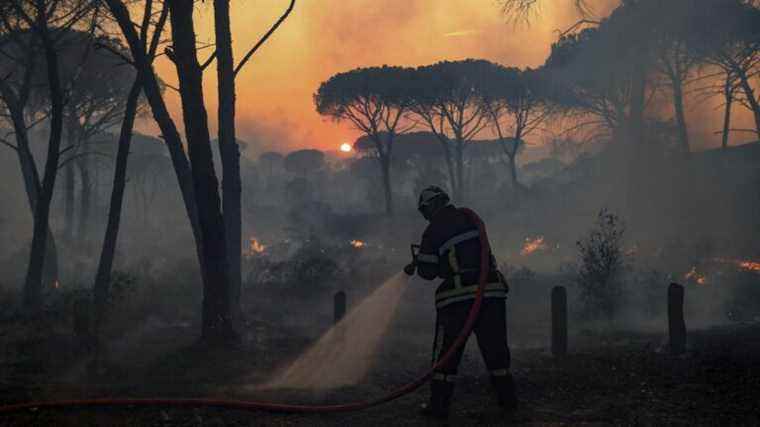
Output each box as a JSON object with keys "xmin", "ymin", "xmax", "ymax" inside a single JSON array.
[{"xmin": 0, "ymin": 209, "xmax": 492, "ymax": 415}]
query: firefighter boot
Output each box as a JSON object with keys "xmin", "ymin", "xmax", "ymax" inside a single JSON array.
[
  {"xmin": 420, "ymin": 379, "xmax": 454, "ymax": 419},
  {"xmin": 491, "ymin": 372, "xmax": 518, "ymax": 411}
]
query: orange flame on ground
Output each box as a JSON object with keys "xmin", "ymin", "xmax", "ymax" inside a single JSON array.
[
  {"xmin": 350, "ymin": 240, "xmax": 366, "ymax": 249},
  {"xmin": 521, "ymin": 236, "xmax": 547, "ymax": 256},
  {"xmin": 684, "ymin": 267, "xmax": 707, "ymax": 285},
  {"xmin": 738, "ymin": 261, "xmax": 760, "ymax": 272},
  {"xmin": 246, "ymin": 237, "xmax": 266, "ymax": 257},
  {"xmin": 711, "ymin": 257, "xmax": 760, "ymax": 273}
]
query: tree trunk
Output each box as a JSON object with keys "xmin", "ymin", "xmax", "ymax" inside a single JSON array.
[
  {"xmin": 671, "ymin": 76, "xmax": 690, "ymax": 155},
  {"xmin": 508, "ymin": 154, "xmax": 518, "ymax": 190},
  {"xmin": 214, "ymin": 0, "xmax": 243, "ymax": 318},
  {"xmin": 454, "ymin": 140, "xmax": 464, "ymax": 202},
  {"xmin": 626, "ymin": 59, "xmax": 648, "ymax": 227},
  {"xmin": 104, "ymin": 0, "xmax": 206, "ymax": 284},
  {"xmin": 169, "ymin": 0, "xmax": 235, "ymax": 343},
  {"xmin": 435, "ymin": 136, "xmax": 456, "ymax": 196},
  {"xmin": 24, "ymin": 29, "xmax": 65, "ymax": 314},
  {"xmin": 78, "ymin": 158, "xmax": 92, "ymax": 248},
  {"xmin": 8, "ymin": 104, "xmax": 60, "ymax": 290},
  {"xmin": 736, "ymin": 68, "xmax": 760, "ymax": 140},
  {"xmin": 63, "ymin": 163, "xmax": 75, "ymax": 241},
  {"xmin": 380, "ymin": 155, "xmax": 393, "ymax": 216},
  {"xmin": 722, "ymin": 74, "xmax": 733, "ymax": 150},
  {"xmin": 93, "ymin": 77, "xmax": 142, "ymax": 323}
]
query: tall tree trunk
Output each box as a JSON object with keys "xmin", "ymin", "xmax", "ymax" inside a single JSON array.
[
  {"xmin": 626, "ymin": 59, "xmax": 648, "ymax": 227},
  {"xmin": 63, "ymin": 163, "xmax": 75, "ymax": 241},
  {"xmin": 24, "ymin": 29, "xmax": 64, "ymax": 314},
  {"xmin": 93, "ymin": 78, "xmax": 142, "ymax": 322},
  {"xmin": 736, "ymin": 68, "xmax": 760, "ymax": 140},
  {"xmin": 722, "ymin": 74, "xmax": 734, "ymax": 150},
  {"xmin": 104, "ymin": 0, "xmax": 206, "ymax": 284},
  {"xmin": 434, "ymin": 135, "xmax": 456, "ymax": 195},
  {"xmin": 7, "ymin": 103, "xmax": 60, "ymax": 289},
  {"xmin": 380, "ymin": 155, "xmax": 393, "ymax": 216},
  {"xmin": 214, "ymin": 0, "xmax": 243, "ymax": 318},
  {"xmin": 508, "ymin": 154, "xmax": 518, "ymax": 190},
  {"xmin": 671, "ymin": 76, "xmax": 690, "ymax": 155},
  {"xmin": 169, "ymin": 0, "xmax": 235, "ymax": 343},
  {"xmin": 78, "ymin": 158, "xmax": 91, "ymax": 248},
  {"xmin": 454, "ymin": 140, "xmax": 464, "ymax": 202}
]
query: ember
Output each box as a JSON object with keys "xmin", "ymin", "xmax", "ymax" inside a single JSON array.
[
  {"xmin": 350, "ymin": 240, "xmax": 366, "ymax": 249},
  {"xmin": 521, "ymin": 236, "xmax": 548, "ymax": 256}
]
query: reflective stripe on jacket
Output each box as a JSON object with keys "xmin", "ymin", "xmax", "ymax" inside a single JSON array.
[{"xmin": 415, "ymin": 205, "xmax": 507, "ymax": 308}]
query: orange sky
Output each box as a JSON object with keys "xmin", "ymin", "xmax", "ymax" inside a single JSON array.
[
  {"xmin": 135, "ymin": 0, "xmax": 588, "ymax": 156},
  {"xmin": 135, "ymin": 0, "xmax": 755, "ymax": 157}
]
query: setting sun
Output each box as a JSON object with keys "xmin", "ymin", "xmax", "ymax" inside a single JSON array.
[{"xmin": 340, "ymin": 143, "xmax": 353, "ymax": 153}]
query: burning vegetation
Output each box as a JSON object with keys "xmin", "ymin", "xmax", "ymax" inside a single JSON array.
[
  {"xmin": 246, "ymin": 237, "xmax": 267, "ymax": 257},
  {"xmin": 521, "ymin": 236, "xmax": 548, "ymax": 256}
]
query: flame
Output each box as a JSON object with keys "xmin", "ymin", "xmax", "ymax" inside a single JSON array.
[
  {"xmin": 246, "ymin": 237, "xmax": 266, "ymax": 257},
  {"xmin": 350, "ymin": 240, "xmax": 366, "ymax": 249},
  {"xmin": 738, "ymin": 260, "xmax": 760, "ymax": 272},
  {"xmin": 684, "ymin": 266, "xmax": 707, "ymax": 285},
  {"xmin": 711, "ymin": 257, "xmax": 760, "ymax": 273},
  {"xmin": 521, "ymin": 236, "xmax": 547, "ymax": 256}
]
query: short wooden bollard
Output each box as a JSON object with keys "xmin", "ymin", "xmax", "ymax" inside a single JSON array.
[
  {"xmin": 334, "ymin": 291, "xmax": 346, "ymax": 324},
  {"xmin": 551, "ymin": 286, "xmax": 568, "ymax": 357},
  {"xmin": 668, "ymin": 283, "xmax": 686, "ymax": 355}
]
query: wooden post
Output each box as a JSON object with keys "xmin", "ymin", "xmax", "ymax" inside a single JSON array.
[
  {"xmin": 668, "ymin": 283, "xmax": 686, "ymax": 355},
  {"xmin": 551, "ymin": 286, "xmax": 568, "ymax": 357},
  {"xmin": 334, "ymin": 291, "xmax": 346, "ymax": 324}
]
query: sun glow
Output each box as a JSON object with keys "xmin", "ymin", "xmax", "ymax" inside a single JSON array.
[{"xmin": 340, "ymin": 143, "xmax": 353, "ymax": 153}]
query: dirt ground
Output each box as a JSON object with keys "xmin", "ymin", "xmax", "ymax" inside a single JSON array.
[{"xmin": 2, "ymin": 292, "xmax": 760, "ymax": 426}]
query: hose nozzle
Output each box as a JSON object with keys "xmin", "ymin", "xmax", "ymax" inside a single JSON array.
[{"xmin": 403, "ymin": 263, "xmax": 416, "ymax": 276}]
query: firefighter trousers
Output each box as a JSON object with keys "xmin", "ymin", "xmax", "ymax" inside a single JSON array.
[{"xmin": 428, "ymin": 297, "xmax": 516, "ymax": 413}]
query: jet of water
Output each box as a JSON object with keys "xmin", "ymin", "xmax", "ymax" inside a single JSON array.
[{"xmin": 262, "ymin": 272, "xmax": 410, "ymax": 390}]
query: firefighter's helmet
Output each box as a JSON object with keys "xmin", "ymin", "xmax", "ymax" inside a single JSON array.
[{"xmin": 417, "ymin": 186, "xmax": 450, "ymax": 220}]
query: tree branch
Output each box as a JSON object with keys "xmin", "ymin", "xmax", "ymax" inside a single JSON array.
[{"xmin": 233, "ymin": 0, "xmax": 295, "ymax": 77}]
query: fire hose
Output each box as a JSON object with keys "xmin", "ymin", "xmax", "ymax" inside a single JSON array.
[{"xmin": 0, "ymin": 208, "xmax": 491, "ymax": 416}]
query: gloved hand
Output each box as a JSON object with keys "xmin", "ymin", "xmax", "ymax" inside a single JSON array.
[{"xmin": 403, "ymin": 262, "xmax": 417, "ymax": 276}]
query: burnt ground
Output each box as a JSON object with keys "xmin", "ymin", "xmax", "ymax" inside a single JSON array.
[{"xmin": 2, "ymin": 291, "xmax": 760, "ymax": 426}]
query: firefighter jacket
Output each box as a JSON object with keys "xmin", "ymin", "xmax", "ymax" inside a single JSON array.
[{"xmin": 415, "ymin": 205, "xmax": 508, "ymax": 309}]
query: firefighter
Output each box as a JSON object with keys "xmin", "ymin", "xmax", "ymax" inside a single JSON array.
[{"xmin": 405, "ymin": 186, "xmax": 518, "ymax": 419}]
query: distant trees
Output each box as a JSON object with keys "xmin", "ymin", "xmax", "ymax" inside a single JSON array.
[
  {"xmin": 688, "ymin": 0, "xmax": 760, "ymax": 141},
  {"xmin": 481, "ymin": 65, "xmax": 553, "ymax": 193},
  {"xmin": 409, "ymin": 60, "xmax": 493, "ymax": 201},
  {"xmin": 284, "ymin": 149, "xmax": 325, "ymax": 177},
  {"xmin": 318, "ymin": 60, "xmax": 560, "ymax": 204},
  {"xmin": 315, "ymin": 66, "xmax": 415, "ymax": 215}
]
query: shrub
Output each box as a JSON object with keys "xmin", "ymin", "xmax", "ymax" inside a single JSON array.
[{"xmin": 575, "ymin": 209, "xmax": 626, "ymax": 321}]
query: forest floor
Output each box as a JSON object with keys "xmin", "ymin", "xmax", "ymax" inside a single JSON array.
[{"xmin": 1, "ymin": 292, "xmax": 760, "ymax": 426}]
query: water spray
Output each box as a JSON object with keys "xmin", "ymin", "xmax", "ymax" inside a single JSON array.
[{"xmin": 0, "ymin": 208, "xmax": 491, "ymax": 416}]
